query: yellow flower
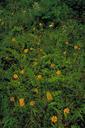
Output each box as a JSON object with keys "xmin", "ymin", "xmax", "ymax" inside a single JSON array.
[
  {"xmin": 10, "ymin": 96, "xmax": 15, "ymax": 102},
  {"xmin": 23, "ymin": 48, "xmax": 29, "ymax": 53},
  {"xmin": 30, "ymin": 100, "xmax": 35, "ymax": 106},
  {"xmin": 64, "ymin": 108, "xmax": 70, "ymax": 114},
  {"xmin": 37, "ymin": 75, "xmax": 43, "ymax": 80},
  {"xmin": 49, "ymin": 22, "xmax": 54, "ymax": 28},
  {"xmin": 12, "ymin": 74, "xmax": 19, "ymax": 80},
  {"xmin": 20, "ymin": 69, "xmax": 25, "ymax": 75},
  {"xmin": 63, "ymin": 51, "xmax": 67, "ymax": 55},
  {"xmin": 39, "ymin": 48, "xmax": 44, "ymax": 52},
  {"xmin": 33, "ymin": 88, "xmax": 39, "ymax": 94},
  {"xmin": 65, "ymin": 41, "xmax": 69, "ymax": 45},
  {"xmin": 30, "ymin": 47, "xmax": 34, "ymax": 51},
  {"xmin": 51, "ymin": 115, "xmax": 58, "ymax": 124},
  {"xmin": 56, "ymin": 70, "xmax": 62, "ymax": 76},
  {"xmin": 11, "ymin": 37, "xmax": 16, "ymax": 42},
  {"xmin": 74, "ymin": 45, "xmax": 80, "ymax": 50},
  {"xmin": 46, "ymin": 91, "xmax": 53, "ymax": 102},
  {"xmin": 33, "ymin": 27, "xmax": 36, "ymax": 31},
  {"xmin": 19, "ymin": 98, "xmax": 25, "ymax": 107},
  {"xmin": 39, "ymin": 22, "xmax": 43, "ymax": 27},
  {"xmin": 50, "ymin": 63, "xmax": 56, "ymax": 68}
]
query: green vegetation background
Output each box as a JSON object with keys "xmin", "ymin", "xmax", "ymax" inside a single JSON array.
[{"xmin": 0, "ymin": 0, "xmax": 85, "ymax": 128}]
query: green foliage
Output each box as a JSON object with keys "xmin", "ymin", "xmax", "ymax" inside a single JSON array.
[{"xmin": 0, "ymin": 0, "xmax": 85, "ymax": 128}]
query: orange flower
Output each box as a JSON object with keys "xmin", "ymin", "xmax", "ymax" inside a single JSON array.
[
  {"xmin": 56, "ymin": 70, "xmax": 62, "ymax": 76},
  {"xmin": 12, "ymin": 74, "xmax": 19, "ymax": 80},
  {"xmin": 30, "ymin": 100, "xmax": 35, "ymax": 106},
  {"xmin": 37, "ymin": 75, "xmax": 43, "ymax": 80},
  {"xmin": 64, "ymin": 108, "xmax": 70, "ymax": 114},
  {"xmin": 50, "ymin": 63, "xmax": 56, "ymax": 68},
  {"xmin": 23, "ymin": 48, "xmax": 29, "ymax": 53},
  {"xmin": 46, "ymin": 91, "xmax": 53, "ymax": 102},
  {"xmin": 51, "ymin": 115, "xmax": 58, "ymax": 124},
  {"xmin": 19, "ymin": 98, "xmax": 25, "ymax": 107}
]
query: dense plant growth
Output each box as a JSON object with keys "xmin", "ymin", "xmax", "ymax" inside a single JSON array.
[{"xmin": 0, "ymin": 0, "xmax": 85, "ymax": 128}]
